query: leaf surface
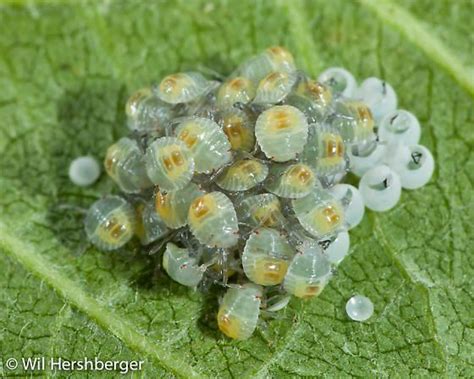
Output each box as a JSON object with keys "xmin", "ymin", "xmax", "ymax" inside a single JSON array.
[{"xmin": 0, "ymin": 0, "xmax": 472, "ymax": 377}]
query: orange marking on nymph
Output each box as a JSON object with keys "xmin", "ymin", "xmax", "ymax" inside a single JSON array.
[{"xmin": 191, "ymin": 197, "xmax": 210, "ymax": 218}]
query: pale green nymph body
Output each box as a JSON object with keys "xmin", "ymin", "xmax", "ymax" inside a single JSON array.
[
  {"xmin": 84, "ymin": 196, "xmax": 136, "ymax": 251},
  {"xmin": 216, "ymin": 158, "xmax": 268, "ymax": 192},
  {"xmin": 301, "ymin": 124, "xmax": 347, "ymax": 178},
  {"xmin": 134, "ymin": 200, "xmax": 168, "ymax": 245},
  {"xmin": 125, "ymin": 87, "xmax": 152, "ymax": 119},
  {"xmin": 188, "ymin": 192, "xmax": 239, "ymax": 248},
  {"xmin": 292, "ymin": 188, "xmax": 346, "ymax": 238},
  {"xmin": 154, "ymin": 182, "xmax": 204, "ymax": 229},
  {"xmin": 264, "ymin": 162, "xmax": 318, "ymax": 199},
  {"xmin": 162, "ymin": 242, "xmax": 204, "ymax": 287},
  {"xmin": 145, "ymin": 137, "xmax": 194, "ymax": 191},
  {"xmin": 217, "ymin": 108, "xmax": 255, "ymax": 153},
  {"xmin": 236, "ymin": 46, "xmax": 296, "ymax": 83},
  {"xmin": 156, "ymin": 72, "xmax": 214, "ymax": 104},
  {"xmin": 283, "ymin": 242, "xmax": 332, "ymax": 298},
  {"xmin": 242, "ymin": 228, "xmax": 295, "ymax": 286},
  {"xmin": 255, "ymin": 105, "xmax": 308, "ymax": 162},
  {"xmin": 253, "ymin": 71, "xmax": 298, "ymax": 104},
  {"xmin": 237, "ymin": 193, "xmax": 285, "ymax": 228},
  {"xmin": 126, "ymin": 87, "xmax": 174, "ymax": 133},
  {"xmin": 284, "ymin": 77, "xmax": 333, "ymax": 122},
  {"xmin": 295, "ymin": 78, "xmax": 333, "ymax": 108},
  {"xmin": 217, "ymin": 284, "xmax": 262, "ymax": 340},
  {"xmin": 330, "ymin": 100, "xmax": 375, "ymax": 145},
  {"xmin": 175, "ymin": 117, "xmax": 231, "ymax": 173},
  {"xmin": 104, "ymin": 137, "xmax": 152, "ymax": 194},
  {"xmin": 216, "ymin": 76, "xmax": 256, "ymax": 108}
]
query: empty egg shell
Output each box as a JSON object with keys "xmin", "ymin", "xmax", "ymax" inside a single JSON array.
[{"xmin": 317, "ymin": 67, "xmax": 357, "ymax": 98}]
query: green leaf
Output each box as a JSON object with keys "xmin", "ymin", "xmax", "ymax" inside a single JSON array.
[{"xmin": 0, "ymin": 0, "xmax": 472, "ymax": 377}]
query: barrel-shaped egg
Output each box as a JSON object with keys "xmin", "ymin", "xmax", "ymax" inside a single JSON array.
[
  {"xmin": 155, "ymin": 183, "xmax": 204, "ymax": 229},
  {"xmin": 302, "ymin": 124, "xmax": 347, "ymax": 177},
  {"xmin": 217, "ymin": 285, "xmax": 262, "ymax": 340},
  {"xmin": 145, "ymin": 137, "xmax": 194, "ymax": 191},
  {"xmin": 318, "ymin": 67, "xmax": 357, "ymax": 98},
  {"xmin": 175, "ymin": 117, "xmax": 231, "ymax": 173},
  {"xmin": 283, "ymin": 243, "xmax": 332, "ymax": 298},
  {"xmin": 216, "ymin": 77, "xmax": 256, "ymax": 108},
  {"xmin": 292, "ymin": 188, "xmax": 345, "ymax": 238},
  {"xmin": 134, "ymin": 200, "xmax": 168, "ymax": 245},
  {"xmin": 156, "ymin": 72, "xmax": 212, "ymax": 104},
  {"xmin": 255, "ymin": 105, "xmax": 308, "ymax": 162},
  {"xmin": 238, "ymin": 193, "xmax": 285, "ymax": 228},
  {"xmin": 84, "ymin": 196, "xmax": 136, "ymax": 251},
  {"xmin": 162, "ymin": 242, "xmax": 204, "ymax": 287},
  {"xmin": 217, "ymin": 108, "xmax": 255, "ymax": 152},
  {"xmin": 264, "ymin": 163, "xmax": 318, "ymax": 199},
  {"xmin": 331, "ymin": 100, "xmax": 375, "ymax": 145},
  {"xmin": 104, "ymin": 137, "xmax": 152, "ymax": 194},
  {"xmin": 237, "ymin": 46, "xmax": 296, "ymax": 83},
  {"xmin": 242, "ymin": 228, "xmax": 295, "ymax": 286},
  {"xmin": 216, "ymin": 159, "xmax": 268, "ymax": 192},
  {"xmin": 253, "ymin": 71, "xmax": 298, "ymax": 104},
  {"xmin": 188, "ymin": 192, "xmax": 239, "ymax": 248}
]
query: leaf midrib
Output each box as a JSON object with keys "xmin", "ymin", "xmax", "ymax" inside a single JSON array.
[
  {"xmin": 359, "ymin": 0, "xmax": 474, "ymax": 97},
  {"xmin": 0, "ymin": 222, "xmax": 205, "ymax": 379}
]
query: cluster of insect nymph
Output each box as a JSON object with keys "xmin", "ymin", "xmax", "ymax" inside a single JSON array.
[{"xmin": 80, "ymin": 47, "xmax": 434, "ymax": 340}]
